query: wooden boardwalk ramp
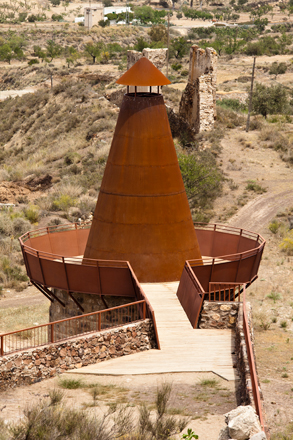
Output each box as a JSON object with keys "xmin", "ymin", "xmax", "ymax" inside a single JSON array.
[{"xmin": 68, "ymin": 282, "xmax": 238, "ymax": 381}]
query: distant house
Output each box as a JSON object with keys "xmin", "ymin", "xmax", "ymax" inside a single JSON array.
[{"xmin": 84, "ymin": 4, "xmax": 104, "ymax": 29}]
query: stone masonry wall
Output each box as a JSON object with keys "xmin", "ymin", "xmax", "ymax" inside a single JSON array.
[
  {"xmin": 199, "ymin": 301, "xmax": 239, "ymax": 329},
  {"xmin": 127, "ymin": 48, "xmax": 168, "ymax": 93},
  {"xmin": 0, "ymin": 320, "xmax": 155, "ymax": 391},
  {"xmin": 234, "ymin": 302, "xmax": 264, "ymax": 408},
  {"xmin": 179, "ymin": 45, "xmax": 217, "ymax": 133}
]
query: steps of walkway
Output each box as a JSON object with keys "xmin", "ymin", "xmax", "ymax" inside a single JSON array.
[{"xmin": 68, "ymin": 282, "xmax": 238, "ymax": 381}]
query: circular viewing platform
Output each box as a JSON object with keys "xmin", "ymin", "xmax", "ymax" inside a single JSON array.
[{"xmin": 19, "ymin": 222, "xmax": 265, "ymax": 296}]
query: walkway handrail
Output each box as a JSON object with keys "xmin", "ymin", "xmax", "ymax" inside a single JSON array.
[
  {"xmin": 0, "ymin": 300, "xmax": 146, "ymax": 357},
  {"xmin": 242, "ymin": 285, "xmax": 265, "ymax": 431},
  {"xmin": 128, "ymin": 263, "xmax": 161, "ymax": 349}
]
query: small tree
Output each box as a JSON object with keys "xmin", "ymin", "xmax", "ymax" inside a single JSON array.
[
  {"xmin": 170, "ymin": 37, "xmax": 188, "ymax": 59},
  {"xmin": 65, "ymin": 46, "xmax": 79, "ymax": 67},
  {"xmin": 149, "ymin": 24, "xmax": 168, "ymax": 44},
  {"xmin": 134, "ymin": 6, "xmax": 154, "ymax": 24},
  {"xmin": 269, "ymin": 61, "xmax": 287, "ymax": 79},
  {"xmin": 33, "ymin": 45, "xmax": 47, "ymax": 62},
  {"xmin": 251, "ymin": 83, "xmax": 289, "ymax": 118},
  {"xmin": 46, "ymin": 40, "xmax": 62, "ymax": 62},
  {"xmin": 84, "ymin": 42, "xmax": 104, "ymax": 63},
  {"xmin": 0, "ymin": 44, "xmax": 13, "ymax": 64}
]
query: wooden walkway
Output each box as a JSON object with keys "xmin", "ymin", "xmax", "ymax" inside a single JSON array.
[{"xmin": 68, "ymin": 282, "xmax": 238, "ymax": 381}]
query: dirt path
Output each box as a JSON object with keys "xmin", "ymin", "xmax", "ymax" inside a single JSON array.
[
  {"xmin": 228, "ymin": 189, "xmax": 293, "ymax": 233},
  {"xmin": 212, "ymin": 127, "xmax": 293, "ymax": 235}
]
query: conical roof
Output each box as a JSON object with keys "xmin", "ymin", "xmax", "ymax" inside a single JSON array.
[
  {"xmin": 84, "ymin": 93, "xmax": 202, "ymax": 282},
  {"xmin": 116, "ymin": 57, "xmax": 171, "ymax": 86}
]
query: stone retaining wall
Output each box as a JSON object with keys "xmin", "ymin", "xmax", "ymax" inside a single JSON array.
[
  {"xmin": 199, "ymin": 300, "xmax": 265, "ymax": 417},
  {"xmin": 0, "ymin": 320, "xmax": 156, "ymax": 391},
  {"xmin": 235, "ymin": 302, "xmax": 258, "ymax": 406},
  {"xmin": 199, "ymin": 301, "xmax": 239, "ymax": 329}
]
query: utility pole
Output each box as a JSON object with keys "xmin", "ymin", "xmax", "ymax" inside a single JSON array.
[
  {"xmin": 246, "ymin": 56, "xmax": 256, "ymax": 133},
  {"xmin": 166, "ymin": 12, "xmax": 170, "ymax": 78}
]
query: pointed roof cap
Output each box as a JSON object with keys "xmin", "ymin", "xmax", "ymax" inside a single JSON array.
[{"xmin": 116, "ymin": 57, "xmax": 171, "ymax": 86}]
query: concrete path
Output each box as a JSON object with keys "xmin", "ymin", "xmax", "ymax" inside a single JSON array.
[{"xmin": 68, "ymin": 282, "xmax": 237, "ymax": 381}]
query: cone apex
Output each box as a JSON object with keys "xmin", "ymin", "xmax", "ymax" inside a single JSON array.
[{"xmin": 116, "ymin": 57, "xmax": 171, "ymax": 87}]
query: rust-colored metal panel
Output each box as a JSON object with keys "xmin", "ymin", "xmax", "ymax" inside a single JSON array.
[
  {"xmin": 116, "ymin": 57, "xmax": 171, "ymax": 86},
  {"xmin": 100, "ymin": 267, "xmax": 136, "ymax": 297},
  {"xmin": 25, "ymin": 228, "xmax": 90, "ymax": 257},
  {"xmin": 84, "ymin": 93, "xmax": 202, "ymax": 282},
  {"xmin": 40, "ymin": 259, "xmax": 68, "ymax": 290},
  {"xmin": 65, "ymin": 263, "xmax": 100, "ymax": 294},
  {"xmin": 177, "ymin": 262, "xmax": 205, "ymax": 328},
  {"xmin": 25, "ymin": 253, "xmax": 44, "ymax": 285},
  {"xmin": 28, "ymin": 234, "xmax": 52, "ymax": 254}
]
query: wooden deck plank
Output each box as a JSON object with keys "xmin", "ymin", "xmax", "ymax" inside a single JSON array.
[{"xmin": 67, "ymin": 282, "xmax": 238, "ymax": 381}]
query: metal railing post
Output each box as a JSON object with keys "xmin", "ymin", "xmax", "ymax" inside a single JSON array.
[
  {"xmin": 51, "ymin": 323, "xmax": 54, "ymax": 343},
  {"xmin": 143, "ymin": 301, "xmax": 146, "ymax": 319},
  {"xmin": 98, "ymin": 313, "xmax": 101, "ymax": 331},
  {"xmin": 1, "ymin": 336, "xmax": 3, "ymax": 356}
]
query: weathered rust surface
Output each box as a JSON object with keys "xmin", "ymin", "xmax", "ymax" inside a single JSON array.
[
  {"xmin": 83, "ymin": 93, "xmax": 202, "ymax": 282},
  {"xmin": 188, "ymin": 223, "xmax": 265, "ymax": 293},
  {"xmin": 176, "ymin": 262, "xmax": 205, "ymax": 328},
  {"xmin": 116, "ymin": 56, "xmax": 171, "ymax": 86}
]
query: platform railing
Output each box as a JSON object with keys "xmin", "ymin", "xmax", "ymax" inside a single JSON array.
[
  {"xmin": 0, "ymin": 300, "xmax": 146, "ymax": 357},
  {"xmin": 242, "ymin": 285, "xmax": 266, "ymax": 433},
  {"xmin": 208, "ymin": 282, "xmax": 242, "ymax": 302}
]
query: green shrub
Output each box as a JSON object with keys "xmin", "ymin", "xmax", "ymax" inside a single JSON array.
[
  {"xmin": 99, "ymin": 19, "xmax": 109, "ymax": 27},
  {"xmin": 217, "ymin": 98, "xmax": 247, "ymax": 113},
  {"xmin": 171, "ymin": 63, "xmax": 182, "ymax": 71},
  {"xmin": 28, "ymin": 58, "xmax": 39, "ymax": 66},
  {"xmin": 178, "ymin": 150, "xmax": 223, "ymax": 211},
  {"xmin": 268, "ymin": 219, "xmax": 280, "ymax": 234},
  {"xmin": 12, "ymin": 217, "xmax": 31, "ymax": 236},
  {"xmin": 52, "ymin": 194, "xmax": 77, "ymax": 212},
  {"xmin": 51, "ymin": 14, "xmax": 63, "ymax": 21},
  {"xmin": 267, "ymin": 291, "xmax": 281, "ymax": 303},
  {"xmin": 280, "ymin": 232, "xmax": 293, "ymax": 255},
  {"xmin": 24, "ymin": 205, "xmax": 39, "ymax": 224},
  {"xmin": 246, "ymin": 180, "xmax": 267, "ymax": 194},
  {"xmin": 1, "ymin": 257, "xmax": 28, "ymax": 283},
  {"xmin": 59, "ymin": 378, "xmax": 84, "ymax": 389},
  {"xmin": 199, "ymin": 378, "xmax": 219, "ymax": 388}
]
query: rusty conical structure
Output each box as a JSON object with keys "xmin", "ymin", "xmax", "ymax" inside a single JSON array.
[{"xmin": 84, "ymin": 58, "xmax": 202, "ymax": 282}]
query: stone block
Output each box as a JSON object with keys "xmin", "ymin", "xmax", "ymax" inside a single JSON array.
[
  {"xmin": 249, "ymin": 432, "xmax": 266, "ymax": 440},
  {"xmin": 225, "ymin": 406, "xmax": 262, "ymax": 440}
]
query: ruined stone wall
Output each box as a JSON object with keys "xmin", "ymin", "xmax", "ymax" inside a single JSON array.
[
  {"xmin": 127, "ymin": 48, "xmax": 168, "ymax": 71},
  {"xmin": 0, "ymin": 320, "xmax": 156, "ymax": 391},
  {"xmin": 179, "ymin": 45, "xmax": 217, "ymax": 133}
]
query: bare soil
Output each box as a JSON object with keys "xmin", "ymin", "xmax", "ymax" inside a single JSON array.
[{"xmin": 0, "ymin": 372, "xmax": 237, "ymax": 439}]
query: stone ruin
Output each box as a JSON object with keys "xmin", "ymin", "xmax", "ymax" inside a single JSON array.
[
  {"xmin": 126, "ymin": 45, "xmax": 217, "ymax": 134},
  {"xmin": 127, "ymin": 48, "xmax": 168, "ymax": 72},
  {"xmin": 127, "ymin": 48, "xmax": 168, "ymax": 94},
  {"xmin": 179, "ymin": 45, "xmax": 217, "ymax": 133}
]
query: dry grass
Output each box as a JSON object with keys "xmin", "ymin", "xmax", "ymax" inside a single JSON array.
[{"xmin": 0, "ymin": 303, "xmax": 50, "ymax": 332}]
